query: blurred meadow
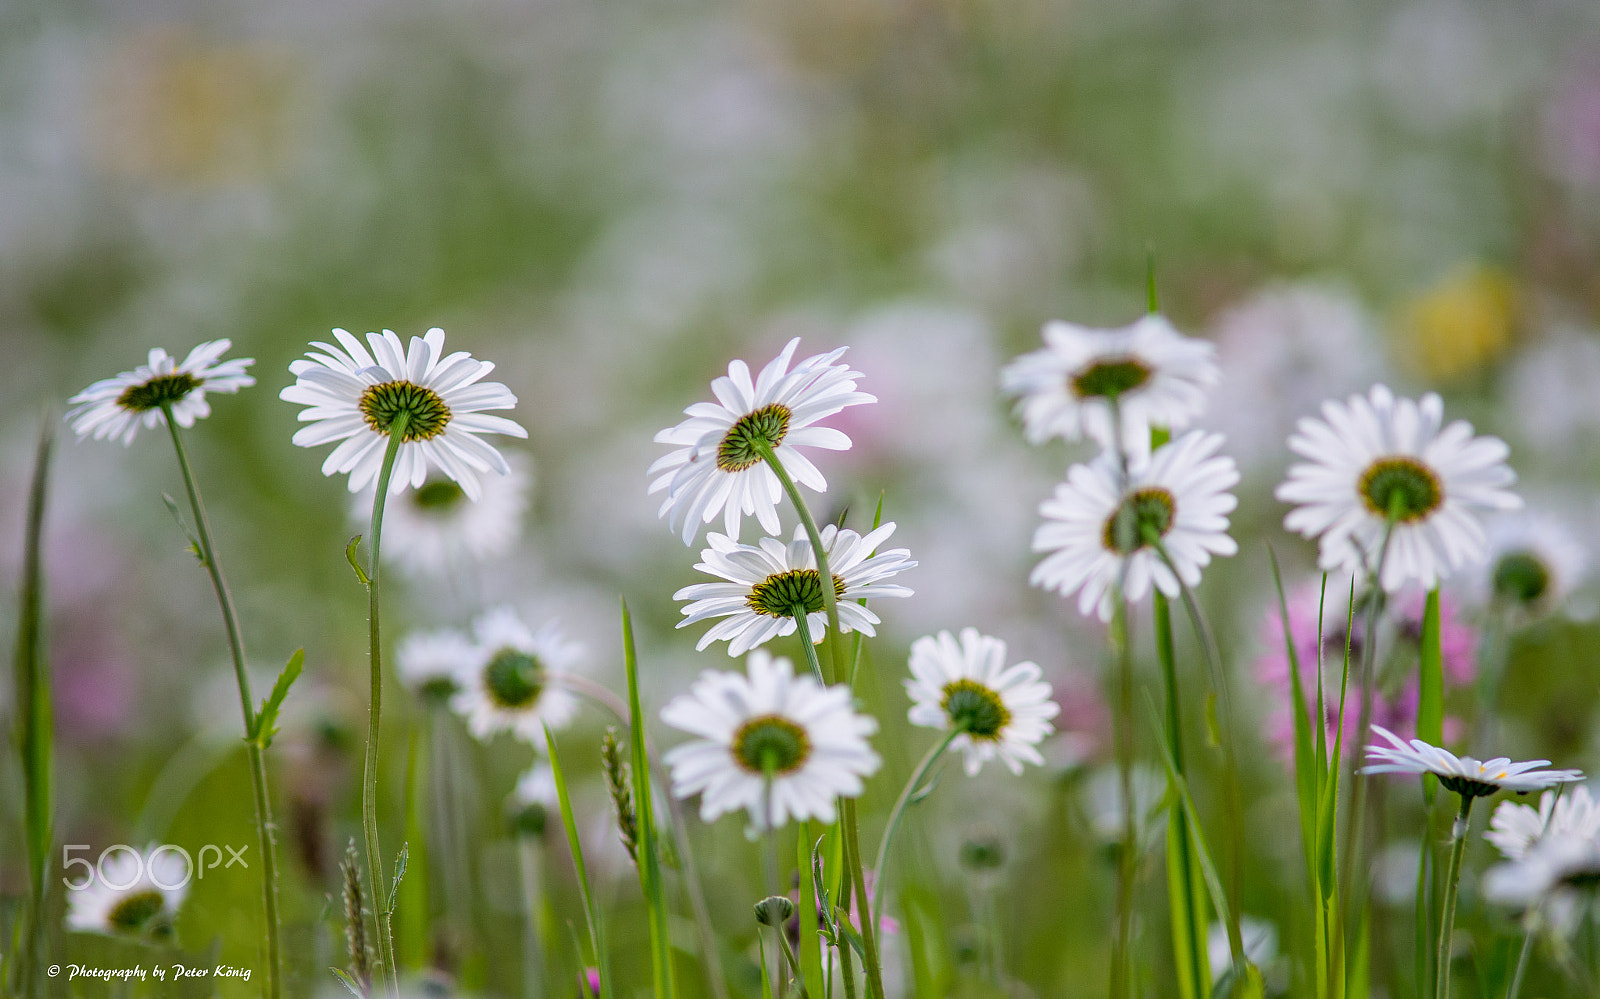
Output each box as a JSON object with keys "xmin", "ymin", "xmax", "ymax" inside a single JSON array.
[{"xmin": 5, "ymin": 0, "xmax": 1600, "ymax": 996}]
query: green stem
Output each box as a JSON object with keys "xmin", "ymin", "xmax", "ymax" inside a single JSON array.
[
  {"xmin": 838, "ymin": 797, "xmax": 885, "ymax": 999},
  {"xmin": 1505, "ymin": 923, "xmax": 1534, "ymax": 999},
  {"xmin": 754, "ymin": 441, "xmax": 842, "ymax": 685},
  {"xmin": 362, "ymin": 417, "xmax": 409, "ymax": 999},
  {"xmin": 791, "ymin": 606, "xmax": 828, "ymax": 685},
  {"xmin": 1155, "ymin": 591, "xmax": 1209, "ymax": 995},
  {"xmin": 17, "ymin": 420, "xmax": 52, "ymax": 999},
  {"xmin": 773, "ymin": 924, "xmax": 808, "ymax": 997},
  {"xmin": 1436, "ymin": 794, "xmax": 1473, "ymax": 999},
  {"xmin": 872, "ymin": 729, "xmax": 960, "ymax": 894},
  {"xmin": 161, "ymin": 406, "xmax": 281, "ymax": 999},
  {"xmin": 1109, "ymin": 591, "xmax": 1137, "ymax": 999}
]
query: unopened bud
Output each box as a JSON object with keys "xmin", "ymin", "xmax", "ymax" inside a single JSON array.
[{"xmin": 754, "ymin": 895, "xmax": 795, "ymax": 927}]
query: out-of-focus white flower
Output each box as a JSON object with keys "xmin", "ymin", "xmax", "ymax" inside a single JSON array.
[
  {"xmin": 353, "ymin": 454, "xmax": 532, "ymax": 576},
  {"xmin": 1477, "ymin": 511, "xmax": 1588, "ymax": 616},
  {"xmin": 66, "ymin": 845, "xmax": 188, "ymax": 937},
  {"xmin": 397, "ymin": 627, "xmax": 475, "ymax": 702},
  {"xmin": 1486, "ymin": 787, "xmax": 1600, "ymax": 861},
  {"xmin": 1506, "ymin": 329, "xmax": 1600, "ymax": 454},
  {"xmin": 449, "ymin": 607, "xmax": 583, "ymax": 744},
  {"xmin": 1207, "ymin": 916, "xmax": 1279, "ymax": 985}
]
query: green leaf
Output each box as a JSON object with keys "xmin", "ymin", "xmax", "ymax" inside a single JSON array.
[
  {"xmin": 252, "ymin": 648, "xmax": 304, "ymax": 747},
  {"xmin": 1143, "ymin": 696, "xmax": 1235, "ymax": 938},
  {"xmin": 345, "ymin": 535, "xmax": 371, "ymax": 586},
  {"xmin": 329, "ymin": 968, "xmax": 366, "ymax": 998},
  {"xmin": 1211, "ymin": 961, "xmax": 1265, "ymax": 999},
  {"xmin": 15, "ymin": 419, "xmax": 54, "ymax": 998},
  {"xmin": 160, "ymin": 492, "xmax": 205, "ymax": 564},
  {"xmin": 387, "ymin": 842, "xmax": 407, "ymax": 915},
  {"xmin": 1269, "ymin": 549, "xmax": 1320, "ymax": 876},
  {"xmin": 798, "ymin": 823, "xmax": 825, "ymax": 998},
  {"xmin": 546, "ymin": 725, "xmax": 613, "ymax": 996},
  {"xmin": 621, "ymin": 598, "xmax": 676, "ymax": 998}
]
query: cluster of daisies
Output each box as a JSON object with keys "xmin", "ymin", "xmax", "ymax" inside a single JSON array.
[{"xmin": 648, "ymin": 338, "xmax": 1063, "ymax": 831}]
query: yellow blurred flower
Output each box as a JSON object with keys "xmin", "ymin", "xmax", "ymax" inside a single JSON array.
[{"xmin": 1396, "ymin": 265, "xmax": 1518, "ymax": 382}]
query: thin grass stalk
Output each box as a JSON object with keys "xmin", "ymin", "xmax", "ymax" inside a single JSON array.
[
  {"xmin": 620, "ymin": 599, "xmax": 677, "ymax": 998},
  {"xmin": 160, "ymin": 405, "xmax": 282, "ymax": 999},
  {"xmin": 545, "ymin": 725, "xmax": 614, "ymax": 996},
  {"xmin": 15, "ymin": 420, "xmax": 52, "ymax": 999},
  {"xmin": 1108, "ymin": 590, "xmax": 1137, "ymax": 999},
  {"xmin": 360, "ymin": 416, "xmax": 409, "ymax": 998},
  {"xmin": 1154, "ymin": 592, "xmax": 1210, "ymax": 998}
]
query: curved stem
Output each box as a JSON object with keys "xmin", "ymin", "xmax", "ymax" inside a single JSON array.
[
  {"xmin": 754, "ymin": 441, "xmax": 843, "ymax": 685},
  {"xmin": 161, "ymin": 406, "xmax": 281, "ymax": 999},
  {"xmin": 1437, "ymin": 794, "xmax": 1474, "ymax": 999},
  {"xmin": 363, "ymin": 418, "xmax": 409, "ymax": 998},
  {"xmin": 872, "ymin": 729, "xmax": 960, "ymax": 895}
]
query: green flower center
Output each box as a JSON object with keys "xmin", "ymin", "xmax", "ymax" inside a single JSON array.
[
  {"xmin": 358, "ymin": 380, "xmax": 452, "ymax": 441},
  {"xmin": 106, "ymin": 890, "xmax": 167, "ymax": 933},
  {"xmin": 417, "ymin": 675, "xmax": 459, "ymax": 702},
  {"xmin": 483, "ymin": 648, "xmax": 543, "ymax": 710},
  {"xmin": 732, "ymin": 714, "xmax": 811, "ymax": 775},
  {"xmin": 1493, "ymin": 551, "xmax": 1550, "ymax": 605},
  {"xmin": 1437, "ymin": 774, "xmax": 1502, "ymax": 799},
  {"xmin": 1558, "ymin": 866, "xmax": 1600, "ymax": 892},
  {"xmin": 717, "ymin": 403, "xmax": 792, "ymax": 472},
  {"xmin": 942, "ymin": 679, "xmax": 1011, "ymax": 739},
  {"xmin": 1359, "ymin": 457, "xmax": 1442, "ymax": 522},
  {"xmin": 411, "ymin": 479, "xmax": 467, "ymax": 512},
  {"xmin": 1103, "ymin": 487, "xmax": 1176, "ymax": 555},
  {"xmin": 117, "ymin": 373, "xmax": 201, "ymax": 413},
  {"xmin": 1070, "ymin": 357, "xmax": 1151, "ymax": 399},
  {"xmin": 746, "ymin": 569, "xmax": 846, "ymax": 618}
]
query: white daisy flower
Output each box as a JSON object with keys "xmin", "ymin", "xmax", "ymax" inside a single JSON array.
[
  {"xmin": 1482, "ymin": 831, "xmax": 1600, "ymax": 920},
  {"xmin": 449, "ymin": 607, "xmax": 582, "ymax": 743},
  {"xmin": 675, "ymin": 522, "xmax": 916, "ymax": 656},
  {"xmin": 1486, "ymin": 787, "xmax": 1600, "ymax": 861},
  {"xmin": 397, "ymin": 627, "xmax": 475, "ymax": 702},
  {"xmin": 660, "ymin": 649, "xmax": 881, "ymax": 830},
  {"xmin": 66, "ymin": 845, "xmax": 188, "ymax": 937},
  {"xmin": 904, "ymin": 627, "xmax": 1060, "ymax": 775},
  {"xmin": 1359, "ymin": 725, "xmax": 1584, "ymax": 797},
  {"xmin": 352, "ymin": 454, "xmax": 532, "ymax": 576},
  {"xmin": 1277, "ymin": 384, "xmax": 1522, "ymax": 593},
  {"xmin": 280, "ymin": 328, "xmax": 527, "ymax": 502},
  {"xmin": 1000, "ymin": 314, "xmax": 1218, "ymax": 452},
  {"xmin": 1479, "ymin": 512, "xmax": 1587, "ymax": 615},
  {"xmin": 648, "ymin": 337, "xmax": 875, "ymax": 545},
  {"xmin": 66, "ymin": 339, "xmax": 254, "ymax": 445},
  {"xmin": 1030, "ymin": 430, "xmax": 1240, "ymax": 622}
]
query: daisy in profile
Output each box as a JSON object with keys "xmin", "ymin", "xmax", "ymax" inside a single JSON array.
[
  {"xmin": 1277, "ymin": 384, "xmax": 1521, "ymax": 593},
  {"xmin": 397, "ymin": 627, "xmax": 475, "ymax": 703},
  {"xmin": 1000, "ymin": 314, "xmax": 1218, "ymax": 453},
  {"xmin": 1479, "ymin": 511, "xmax": 1587, "ymax": 617},
  {"xmin": 660, "ymin": 649, "xmax": 881, "ymax": 830},
  {"xmin": 675, "ymin": 522, "xmax": 915, "ymax": 656},
  {"xmin": 353, "ymin": 453, "xmax": 532, "ymax": 576},
  {"xmin": 1359, "ymin": 725, "xmax": 1583, "ymax": 798},
  {"xmin": 904, "ymin": 628, "xmax": 1060, "ymax": 775},
  {"xmin": 449, "ymin": 607, "xmax": 582, "ymax": 743},
  {"xmin": 649, "ymin": 337, "xmax": 875, "ymax": 545},
  {"xmin": 1031, "ymin": 430, "xmax": 1239, "ymax": 622},
  {"xmin": 66, "ymin": 845, "xmax": 188, "ymax": 938},
  {"xmin": 67, "ymin": 339, "xmax": 254, "ymax": 444},
  {"xmin": 1486, "ymin": 786, "xmax": 1600, "ymax": 861},
  {"xmin": 280, "ymin": 328, "xmax": 527, "ymax": 501}
]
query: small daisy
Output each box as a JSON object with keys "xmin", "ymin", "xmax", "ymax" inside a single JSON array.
[
  {"xmin": 280, "ymin": 328, "xmax": 527, "ymax": 501},
  {"xmin": 660, "ymin": 649, "xmax": 881, "ymax": 830},
  {"xmin": 1486, "ymin": 787, "xmax": 1600, "ymax": 861},
  {"xmin": 648, "ymin": 337, "xmax": 875, "ymax": 545},
  {"xmin": 508, "ymin": 762, "xmax": 559, "ymax": 837},
  {"xmin": 904, "ymin": 628, "xmax": 1060, "ymax": 775},
  {"xmin": 353, "ymin": 454, "xmax": 532, "ymax": 576},
  {"xmin": 1480, "ymin": 512, "xmax": 1587, "ymax": 615},
  {"xmin": 67, "ymin": 339, "xmax": 255, "ymax": 445},
  {"xmin": 1359, "ymin": 725, "xmax": 1583, "ymax": 797},
  {"xmin": 1000, "ymin": 314, "xmax": 1218, "ymax": 453},
  {"xmin": 1031, "ymin": 430, "xmax": 1239, "ymax": 622},
  {"xmin": 1277, "ymin": 384, "xmax": 1522, "ymax": 593},
  {"xmin": 66, "ymin": 845, "xmax": 188, "ymax": 938},
  {"xmin": 397, "ymin": 627, "xmax": 475, "ymax": 703},
  {"xmin": 449, "ymin": 607, "xmax": 582, "ymax": 743},
  {"xmin": 675, "ymin": 522, "xmax": 916, "ymax": 656}
]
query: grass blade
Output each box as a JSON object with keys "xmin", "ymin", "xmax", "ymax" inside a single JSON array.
[
  {"xmin": 1417, "ymin": 588, "xmax": 1444, "ymax": 804},
  {"xmin": 545, "ymin": 725, "xmax": 613, "ymax": 996},
  {"xmin": 621, "ymin": 598, "xmax": 676, "ymax": 998},
  {"xmin": 1155, "ymin": 591, "xmax": 1210, "ymax": 999},
  {"xmin": 14, "ymin": 419, "xmax": 53, "ymax": 999},
  {"xmin": 1267, "ymin": 548, "xmax": 1319, "ymax": 877}
]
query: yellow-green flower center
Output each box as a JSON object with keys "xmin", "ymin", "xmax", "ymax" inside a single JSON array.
[
  {"xmin": 1104, "ymin": 487, "xmax": 1176, "ymax": 555},
  {"xmin": 1070, "ymin": 357, "xmax": 1152, "ymax": 399},
  {"xmin": 1493, "ymin": 551, "xmax": 1550, "ymax": 605},
  {"xmin": 483, "ymin": 648, "xmax": 543, "ymax": 709},
  {"xmin": 106, "ymin": 890, "xmax": 167, "ymax": 933},
  {"xmin": 1359, "ymin": 457, "xmax": 1442, "ymax": 522},
  {"xmin": 746, "ymin": 569, "xmax": 846, "ymax": 618},
  {"xmin": 942, "ymin": 679, "xmax": 1011, "ymax": 740},
  {"xmin": 359, "ymin": 380, "xmax": 452, "ymax": 441},
  {"xmin": 732, "ymin": 714, "xmax": 811, "ymax": 774},
  {"xmin": 412, "ymin": 479, "xmax": 467, "ymax": 513},
  {"xmin": 117, "ymin": 373, "xmax": 201, "ymax": 412},
  {"xmin": 717, "ymin": 403, "xmax": 792, "ymax": 472}
]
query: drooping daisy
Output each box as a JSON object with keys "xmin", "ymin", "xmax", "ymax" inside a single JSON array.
[
  {"xmin": 660, "ymin": 649, "xmax": 881, "ymax": 830},
  {"xmin": 280, "ymin": 328, "xmax": 527, "ymax": 501},
  {"xmin": 397, "ymin": 627, "xmax": 475, "ymax": 703},
  {"xmin": 66, "ymin": 845, "xmax": 188, "ymax": 938},
  {"xmin": 1486, "ymin": 787, "xmax": 1600, "ymax": 861},
  {"xmin": 904, "ymin": 628, "xmax": 1060, "ymax": 775},
  {"xmin": 353, "ymin": 453, "xmax": 532, "ymax": 576},
  {"xmin": 1031, "ymin": 430, "xmax": 1239, "ymax": 622},
  {"xmin": 648, "ymin": 337, "xmax": 875, "ymax": 545},
  {"xmin": 449, "ymin": 607, "xmax": 582, "ymax": 743},
  {"xmin": 66, "ymin": 339, "xmax": 255, "ymax": 445},
  {"xmin": 1000, "ymin": 314, "xmax": 1218, "ymax": 453},
  {"xmin": 1277, "ymin": 384, "xmax": 1522, "ymax": 593},
  {"xmin": 1479, "ymin": 511, "xmax": 1587, "ymax": 616},
  {"xmin": 1359, "ymin": 725, "xmax": 1583, "ymax": 797},
  {"xmin": 674, "ymin": 522, "xmax": 915, "ymax": 656}
]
